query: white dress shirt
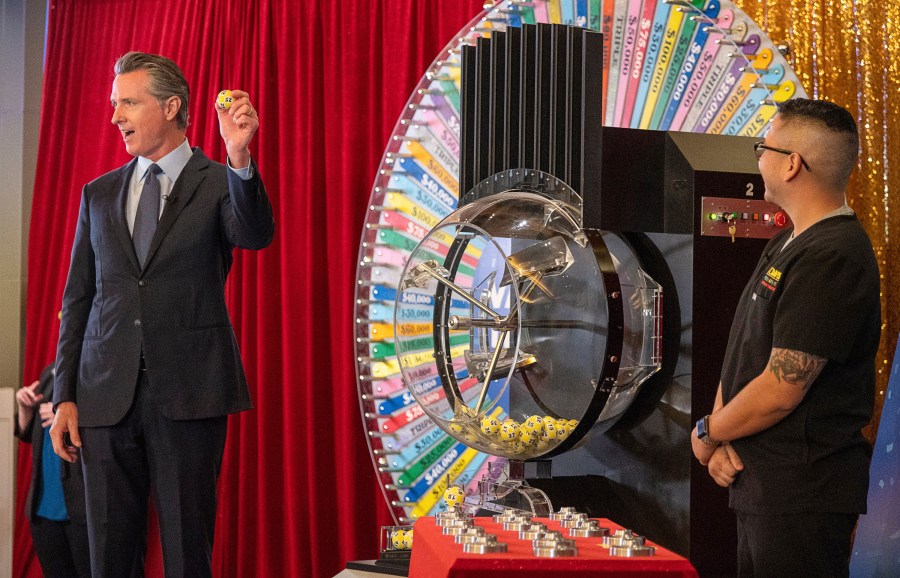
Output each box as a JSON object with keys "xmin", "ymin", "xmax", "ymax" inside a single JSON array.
[{"xmin": 127, "ymin": 138, "xmax": 252, "ymax": 235}]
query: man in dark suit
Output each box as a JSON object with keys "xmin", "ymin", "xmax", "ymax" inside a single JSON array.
[
  {"xmin": 49, "ymin": 51, "xmax": 275, "ymax": 577},
  {"xmin": 16, "ymin": 363, "xmax": 90, "ymax": 577}
]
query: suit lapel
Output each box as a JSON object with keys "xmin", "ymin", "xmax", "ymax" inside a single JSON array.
[{"xmin": 142, "ymin": 148, "xmax": 208, "ymax": 269}]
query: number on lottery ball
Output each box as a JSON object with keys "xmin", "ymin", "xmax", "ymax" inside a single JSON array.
[
  {"xmin": 216, "ymin": 90, "xmax": 234, "ymax": 110},
  {"xmin": 443, "ymin": 486, "xmax": 465, "ymax": 508}
]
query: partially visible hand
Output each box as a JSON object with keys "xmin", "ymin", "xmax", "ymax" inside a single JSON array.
[
  {"xmin": 216, "ymin": 89, "xmax": 258, "ymax": 169},
  {"xmin": 707, "ymin": 443, "xmax": 744, "ymax": 487},
  {"xmin": 691, "ymin": 426, "xmax": 718, "ymax": 465},
  {"xmin": 15, "ymin": 380, "xmax": 42, "ymax": 410},
  {"xmin": 49, "ymin": 402, "xmax": 81, "ymax": 463},
  {"xmin": 39, "ymin": 402, "xmax": 54, "ymax": 429}
]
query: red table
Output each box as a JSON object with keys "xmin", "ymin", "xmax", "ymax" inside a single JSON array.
[{"xmin": 408, "ymin": 516, "xmax": 698, "ymax": 577}]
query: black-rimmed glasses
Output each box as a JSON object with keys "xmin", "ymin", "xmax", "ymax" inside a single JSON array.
[{"xmin": 754, "ymin": 142, "xmax": 811, "ymax": 172}]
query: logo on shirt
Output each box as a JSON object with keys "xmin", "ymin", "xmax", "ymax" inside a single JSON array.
[{"xmin": 758, "ymin": 266, "xmax": 782, "ymax": 295}]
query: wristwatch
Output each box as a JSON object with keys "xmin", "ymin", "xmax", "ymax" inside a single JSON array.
[{"xmin": 695, "ymin": 415, "xmax": 718, "ymax": 446}]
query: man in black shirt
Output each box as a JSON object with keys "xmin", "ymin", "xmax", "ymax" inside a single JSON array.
[{"xmin": 691, "ymin": 99, "xmax": 880, "ymax": 577}]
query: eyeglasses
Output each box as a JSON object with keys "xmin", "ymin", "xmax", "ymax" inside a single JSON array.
[{"xmin": 754, "ymin": 142, "xmax": 811, "ymax": 172}]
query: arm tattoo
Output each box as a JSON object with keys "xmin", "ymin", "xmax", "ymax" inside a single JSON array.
[{"xmin": 768, "ymin": 348, "xmax": 827, "ymax": 392}]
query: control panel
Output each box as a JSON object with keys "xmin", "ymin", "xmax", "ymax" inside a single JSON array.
[{"xmin": 700, "ymin": 197, "xmax": 790, "ymax": 241}]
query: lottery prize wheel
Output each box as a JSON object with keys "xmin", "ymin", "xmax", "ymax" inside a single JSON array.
[
  {"xmin": 355, "ymin": 0, "xmax": 807, "ymax": 529},
  {"xmin": 394, "ymin": 170, "xmax": 662, "ymax": 514}
]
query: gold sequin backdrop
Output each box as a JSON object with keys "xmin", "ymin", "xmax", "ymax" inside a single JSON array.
[{"xmin": 737, "ymin": 0, "xmax": 900, "ymax": 439}]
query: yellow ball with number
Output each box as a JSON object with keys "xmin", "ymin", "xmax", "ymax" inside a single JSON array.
[
  {"xmin": 518, "ymin": 428, "xmax": 538, "ymax": 446},
  {"xmin": 541, "ymin": 420, "xmax": 558, "ymax": 441},
  {"xmin": 449, "ymin": 422, "xmax": 464, "ymax": 434},
  {"xmin": 391, "ymin": 529, "xmax": 406, "ymax": 549},
  {"xmin": 443, "ymin": 485, "xmax": 465, "ymax": 508},
  {"xmin": 523, "ymin": 415, "xmax": 545, "ymax": 435},
  {"xmin": 481, "ymin": 416, "xmax": 501, "ymax": 435},
  {"xmin": 402, "ymin": 529, "xmax": 413, "ymax": 549},
  {"xmin": 216, "ymin": 90, "xmax": 234, "ymax": 110},
  {"xmin": 499, "ymin": 419, "xmax": 519, "ymax": 441}
]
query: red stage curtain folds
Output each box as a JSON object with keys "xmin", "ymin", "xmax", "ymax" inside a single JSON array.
[{"xmin": 15, "ymin": 1, "xmax": 485, "ymax": 576}]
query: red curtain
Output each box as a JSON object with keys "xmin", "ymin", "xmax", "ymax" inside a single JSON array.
[{"xmin": 15, "ymin": 1, "xmax": 484, "ymax": 576}]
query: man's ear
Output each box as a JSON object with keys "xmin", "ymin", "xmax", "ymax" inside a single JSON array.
[
  {"xmin": 783, "ymin": 153, "xmax": 804, "ymax": 181},
  {"xmin": 164, "ymin": 96, "xmax": 182, "ymax": 122}
]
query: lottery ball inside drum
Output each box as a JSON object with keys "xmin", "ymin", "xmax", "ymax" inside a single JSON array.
[
  {"xmin": 216, "ymin": 90, "xmax": 234, "ymax": 110},
  {"xmin": 481, "ymin": 417, "xmax": 501, "ymax": 435},
  {"xmin": 523, "ymin": 415, "xmax": 545, "ymax": 435},
  {"xmin": 499, "ymin": 420, "xmax": 519, "ymax": 441},
  {"xmin": 542, "ymin": 420, "xmax": 558, "ymax": 440},
  {"xmin": 443, "ymin": 486, "xmax": 465, "ymax": 508}
]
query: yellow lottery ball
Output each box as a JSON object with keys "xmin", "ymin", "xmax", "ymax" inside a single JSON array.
[
  {"xmin": 402, "ymin": 530, "xmax": 413, "ymax": 549},
  {"xmin": 216, "ymin": 90, "xmax": 234, "ymax": 110},
  {"xmin": 481, "ymin": 417, "xmax": 501, "ymax": 435},
  {"xmin": 443, "ymin": 486, "xmax": 465, "ymax": 508},
  {"xmin": 499, "ymin": 420, "xmax": 519, "ymax": 441},
  {"xmin": 391, "ymin": 529, "xmax": 405, "ymax": 549},
  {"xmin": 541, "ymin": 420, "xmax": 558, "ymax": 441},
  {"xmin": 523, "ymin": 415, "xmax": 544, "ymax": 435},
  {"xmin": 518, "ymin": 429, "xmax": 537, "ymax": 446}
]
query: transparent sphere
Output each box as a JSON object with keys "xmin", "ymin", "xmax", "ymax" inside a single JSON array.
[{"xmin": 395, "ymin": 174, "xmax": 660, "ymax": 460}]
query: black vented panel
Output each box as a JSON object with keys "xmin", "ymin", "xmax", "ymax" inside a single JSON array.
[
  {"xmin": 459, "ymin": 23, "xmax": 604, "ymax": 202},
  {"xmin": 503, "ymin": 26, "xmax": 521, "ymax": 171},
  {"xmin": 490, "ymin": 32, "xmax": 507, "ymax": 178}
]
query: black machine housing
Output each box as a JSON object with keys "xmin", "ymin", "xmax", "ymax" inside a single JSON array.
[{"xmin": 459, "ymin": 23, "xmax": 783, "ymax": 577}]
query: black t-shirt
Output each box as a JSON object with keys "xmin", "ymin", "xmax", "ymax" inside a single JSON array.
[{"xmin": 720, "ymin": 214, "xmax": 880, "ymax": 514}]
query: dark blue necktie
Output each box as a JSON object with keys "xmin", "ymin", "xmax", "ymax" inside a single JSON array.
[{"xmin": 133, "ymin": 164, "xmax": 162, "ymax": 267}]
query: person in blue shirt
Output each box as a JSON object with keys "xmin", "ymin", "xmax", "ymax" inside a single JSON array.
[{"xmin": 16, "ymin": 363, "xmax": 89, "ymax": 578}]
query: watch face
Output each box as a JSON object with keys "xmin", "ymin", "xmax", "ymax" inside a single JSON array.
[
  {"xmin": 696, "ymin": 416, "xmax": 709, "ymax": 439},
  {"xmin": 354, "ymin": 0, "xmax": 806, "ymax": 524}
]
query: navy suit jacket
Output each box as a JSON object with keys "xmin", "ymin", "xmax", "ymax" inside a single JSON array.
[{"xmin": 54, "ymin": 148, "xmax": 274, "ymax": 427}]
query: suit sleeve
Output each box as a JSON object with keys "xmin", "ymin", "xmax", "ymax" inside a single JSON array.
[
  {"xmin": 13, "ymin": 414, "xmax": 33, "ymax": 443},
  {"xmin": 54, "ymin": 187, "xmax": 97, "ymax": 408},
  {"xmin": 222, "ymin": 158, "xmax": 275, "ymax": 250}
]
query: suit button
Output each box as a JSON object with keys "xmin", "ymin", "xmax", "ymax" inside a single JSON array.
[
  {"xmin": 139, "ymin": 280, "xmax": 147, "ymax": 287},
  {"xmin": 134, "ymin": 319, "xmax": 142, "ymax": 327}
]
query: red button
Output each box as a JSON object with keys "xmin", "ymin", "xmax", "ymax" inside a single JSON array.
[{"xmin": 773, "ymin": 211, "xmax": 788, "ymax": 227}]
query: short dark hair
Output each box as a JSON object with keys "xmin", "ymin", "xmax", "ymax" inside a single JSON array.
[
  {"xmin": 114, "ymin": 52, "xmax": 190, "ymax": 130},
  {"xmin": 776, "ymin": 98, "xmax": 859, "ymax": 186}
]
